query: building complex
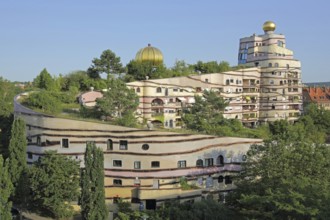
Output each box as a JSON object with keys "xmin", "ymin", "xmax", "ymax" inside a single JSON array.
[{"xmin": 128, "ymin": 21, "xmax": 303, "ymax": 128}]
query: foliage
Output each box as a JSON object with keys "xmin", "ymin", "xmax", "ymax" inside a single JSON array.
[
  {"xmin": 0, "ymin": 114, "xmax": 14, "ymax": 158},
  {"xmin": 192, "ymin": 61, "xmax": 230, "ymax": 74},
  {"xmin": 8, "ymin": 117, "xmax": 27, "ymax": 201},
  {"xmin": 29, "ymin": 151, "xmax": 80, "ymax": 219},
  {"xmin": 124, "ymin": 60, "xmax": 169, "ymax": 82},
  {"xmin": 89, "ymin": 49, "xmax": 125, "ymax": 81},
  {"xmin": 302, "ymin": 103, "xmax": 330, "ymax": 133},
  {"xmin": 0, "ymin": 155, "xmax": 13, "ymax": 220},
  {"xmin": 80, "ymin": 142, "xmax": 108, "ymax": 220},
  {"xmin": 61, "ymin": 70, "xmax": 107, "ymax": 91},
  {"xmin": 170, "ymin": 59, "xmax": 194, "ymax": 77},
  {"xmin": 179, "ymin": 177, "xmax": 199, "ymax": 190},
  {"xmin": 182, "ymin": 90, "xmax": 228, "ymax": 133},
  {"xmin": 25, "ymin": 91, "xmax": 62, "ymax": 114},
  {"xmin": 96, "ymin": 79, "xmax": 139, "ymax": 125},
  {"xmin": 0, "ymin": 77, "xmax": 20, "ymax": 117},
  {"xmin": 155, "ymin": 199, "xmax": 240, "ymax": 220},
  {"xmin": 33, "ymin": 68, "xmax": 59, "ymax": 91},
  {"xmin": 229, "ymin": 132, "xmax": 330, "ymax": 219}
]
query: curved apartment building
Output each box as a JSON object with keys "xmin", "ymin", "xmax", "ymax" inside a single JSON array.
[{"xmin": 14, "ymin": 94, "xmax": 262, "ymax": 209}]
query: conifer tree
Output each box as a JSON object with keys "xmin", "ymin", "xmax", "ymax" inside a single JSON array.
[
  {"xmin": 80, "ymin": 142, "xmax": 108, "ymax": 220},
  {"xmin": 0, "ymin": 155, "xmax": 13, "ymax": 219},
  {"xmin": 8, "ymin": 117, "xmax": 27, "ymax": 188}
]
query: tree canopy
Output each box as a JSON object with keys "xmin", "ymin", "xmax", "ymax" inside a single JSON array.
[
  {"xmin": 229, "ymin": 124, "xmax": 330, "ymax": 219},
  {"xmin": 89, "ymin": 49, "xmax": 125, "ymax": 81},
  {"xmin": 29, "ymin": 151, "xmax": 80, "ymax": 219},
  {"xmin": 96, "ymin": 79, "xmax": 139, "ymax": 126}
]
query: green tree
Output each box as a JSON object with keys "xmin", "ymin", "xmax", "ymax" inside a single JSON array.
[
  {"xmin": 80, "ymin": 142, "xmax": 108, "ymax": 220},
  {"xmin": 8, "ymin": 117, "xmax": 27, "ymax": 203},
  {"xmin": 90, "ymin": 50, "xmax": 125, "ymax": 81},
  {"xmin": 229, "ymin": 134, "xmax": 330, "ymax": 219},
  {"xmin": 0, "ymin": 155, "xmax": 13, "ymax": 220},
  {"xmin": 170, "ymin": 59, "xmax": 194, "ymax": 77},
  {"xmin": 125, "ymin": 60, "xmax": 169, "ymax": 82},
  {"xmin": 193, "ymin": 61, "xmax": 230, "ymax": 73},
  {"xmin": 0, "ymin": 77, "xmax": 18, "ymax": 117},
  {"xmin": 96, "ymin": 79, "xmax": 139, "ymax": 126},
  {"xmin": 33, "ymin": 68, "xmax": 57, "ymax": 91},
  {"xmin": 29, "ymin": 151, "xmax": 80, "ymax": 219},
  {"xmin": 182, "ymin": 90, "xmax": 228, "ymax": 133},
  {"xmin": 25, "ymin": 91, "xmax": 61, "ymax": 114}
]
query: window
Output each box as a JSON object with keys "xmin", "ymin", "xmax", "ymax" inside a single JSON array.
[
  {"xmin": 217, "ymin": 155, "xmax": 224, "ymax": 166},
  {"xmin": 177, "ymin": 160, "xmax": 186, "ymax": 168},
  {"xmin": 62, "ymin": 138, "xmax": 69, "ymax": 148},
  {"xmin": 27, "ymin": 152, "xmax": 33, "ymax": 159},
  {"xmin": 142, "ymin": 144, "xmax": 149, "ymax": 150},
  {"xmin": 113, "ymin": 160, "xmax": 122, "ymax": 167},
  {"xmin": 270, "ymin": 80, "xmax": 274, "ymax": 85},
  {"xmin": 205, "ymin": 158, "xmax": 214, "ymax": 167},
  {"xmin": 274, "ymin": 63, "xmax": 279, "ymax": 67},
  {"xmin": 205, "ymin": 78, "xmax": 209, "ymax": 83},
  {"xmin": 277, "ymin": 40, "xmax": 284, "ymax": 47},
  {"xmin": 151, "ymin": 161, "xmax": 160, "ymax": 168},
  {"xmin": 226, "ymin": 79, "xmax": 230, "ymax": 85},
  {"xmin": 286, "ymin": 64, "xmax": 290, "ymax": 69},
  {"xmin": 113, "ymin": 179, "xmax": 122, "ymax": 186},
  {"xmin": 230, "ymin": 79, "xmax": 234, "ymax": 83},
  {"xmin": 218, "ymin": 175, "xmax": 224, "ymax": 183},
  {"xmin": 119, "ymin": 140, "xmax": 128, "ymax": 150},
  {"xmin": 136, "ymin": 87, "xmax": 141, "ymax": 93},
  {"xmin": 268, "ymin": 63, "xmax": 272, "ymax": 67},
  {"xmin": 36, "ymin": 136, "xmax": 41, "ymax": 146},
  {"xmin": 134, "ymin": 161, "xmax": 141, "ymax": 169},
  {"xmin": 156, "ymin": 87, "xmax": 162, "ymax": 93},
  {"xmin": 173, "ymin": 88, "xmax": 178, "ymax": 92},
  {"xmin": 196, "ymin": 159, "xmax": 203, "ymax": 167},
  {"xmin": 107, "ymin": 139, "xmax": 113, "ymax": 150},
  {"xmin": 225, "ymin": 176, "xmax": 232, "ymax": 185}
]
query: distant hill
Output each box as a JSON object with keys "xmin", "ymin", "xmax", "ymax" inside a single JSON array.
[{"xmin": 304, "ymin": 82, "xmax": 330, "ymax": 87}]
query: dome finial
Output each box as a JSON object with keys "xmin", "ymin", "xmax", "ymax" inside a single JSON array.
[{"xmin": 263, "ymin": 21, "xmax": 276, "ymax": 33}]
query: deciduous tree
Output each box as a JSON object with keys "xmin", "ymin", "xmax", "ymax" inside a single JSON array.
[
  {"xmin": 229, "ymin": 133, "xmax": 330, "ymax": 219},
  {"xmin": 96, "ymin": 79, "xmax": 139, "ymax": 126}
]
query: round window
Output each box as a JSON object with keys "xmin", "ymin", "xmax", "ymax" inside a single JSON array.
[{"xmin": 142, "ymin": 144, "xmax": 149, "ymax": 150}]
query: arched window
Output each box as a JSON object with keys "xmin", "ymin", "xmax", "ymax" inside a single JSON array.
[
  {"xmin": 217, "ymin": 155, "xmax": 224, "ymax": 166},
  {"xmin": 275, "ymin": 63, "xmax": 279, "ymax": 67},
  {"xmin": 107, "ymin": 139, "xmax": 113, "ymax": 150},
  {"xmin": 268, "ymin": 63, "xmax": 272, "ymax": 67},
  {"xmin": 36, "ymin": 136, "xmax": 41, "ymax": 146},
  {"xmin": 196, "ymin": 159, "xmax": 203, "ymax": 167},
  {"xmin": 136, "ymin": 87, "xmax": 141, "ymax": 93},
  {"xmin": 156, "ymin": 87, "xmax": 162, "ymax": 93}
]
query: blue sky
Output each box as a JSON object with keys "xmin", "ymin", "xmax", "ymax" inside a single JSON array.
[{"xmin": 0, "ymin": 0, "xmax": 329, "ymax": 83}]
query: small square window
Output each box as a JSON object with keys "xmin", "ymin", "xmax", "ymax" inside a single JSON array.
[
  {"xmin": 178, "ymin": 160, "xmax": 186, "ymax": 168},
  {"xmin": 113, "ymin": 160, "xmax": 122, "ymax": 167},
  {"xmin": 205, "ymin": 158, "xmax": 214, "ymax": 167},
  {"xmin": 113, "ymin": 179, "xmax": 122, "ymax": 186},
  {"xmin": 62, "ymin": 138, "xmax": 69, "ymax": 148},
  {"xmin": 151, "ymin": 161, "xmax": 160, "ymax": 168},
  {"xmin": 134, "ymin": 161, "xmax": 141, "ymax": 169},
  {"xmin": 119, "ymin": 140, "xmax": 128, "ymax": 150}
]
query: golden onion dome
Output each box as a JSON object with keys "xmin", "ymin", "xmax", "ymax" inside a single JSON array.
[
  {"xmin": 263, "ymin": 21, "xmax": 276, "ymax": 32},
  {"xmin": 135, "ymin": 44, "xmax": 163, "ymax": 65}
]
